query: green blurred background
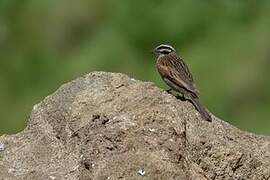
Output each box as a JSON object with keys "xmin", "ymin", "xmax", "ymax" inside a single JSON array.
[{"xmin": 0, "ymin": 0, "xmax": 270, "ymax": 135}]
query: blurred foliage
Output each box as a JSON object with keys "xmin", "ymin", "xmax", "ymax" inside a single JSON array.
[{"xmin": 0, "ymin": 0, "xmax": 270, "ymax": 135}]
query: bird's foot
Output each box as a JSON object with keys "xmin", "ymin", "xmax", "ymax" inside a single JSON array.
[
  {"xmin": 166, "ymin": 88, "xmax": 172, "ymax": 94},
  {"xmin": 176, "ymin": 94, "xmax": 186, "ymax": 101}
]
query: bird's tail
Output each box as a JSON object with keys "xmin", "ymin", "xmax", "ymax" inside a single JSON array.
[{"xmin": 189, "ymin": 97, "xmax": 212, "ymax": 122}]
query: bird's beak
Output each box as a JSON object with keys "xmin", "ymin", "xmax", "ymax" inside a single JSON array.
[{"xmin": 151, "ymin": 48, "xmax": 158, "ymax": 55}]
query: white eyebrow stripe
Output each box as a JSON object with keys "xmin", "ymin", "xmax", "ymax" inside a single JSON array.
[
  {"xmin": 160, "ymin": 49, "xmax": 172, "ymax": 53},
  {"xmin": 156, "ymin": 44, "xmax": 175, "ymax": 51}
]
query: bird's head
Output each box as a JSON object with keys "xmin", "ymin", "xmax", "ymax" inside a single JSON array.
[{"xmin": 153, "ymin": 44, "xmax": 176, "ymax": 56}]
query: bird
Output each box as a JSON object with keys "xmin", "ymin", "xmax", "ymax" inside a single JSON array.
[{"xmin": 153, "ymin": 44, "xmax": 212, "ymax": 122}]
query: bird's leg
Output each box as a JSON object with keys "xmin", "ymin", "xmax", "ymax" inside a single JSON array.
[{"xmin": 166, "ymin": 88, "xmax": 172, "ymax": 93}]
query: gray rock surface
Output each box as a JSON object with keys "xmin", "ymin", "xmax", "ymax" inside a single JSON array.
[{"xmin": 0, "ymin": 72, "xmax": 269, "ymax": 180}]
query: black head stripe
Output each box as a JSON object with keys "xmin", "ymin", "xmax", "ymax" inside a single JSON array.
[
  {"xmin": 155, "ymin": 44, "xmax": 175, "ymax": 54},
  {"xmin": 159, "ymin": 49, "xmax": 172, "ymax": 54}
]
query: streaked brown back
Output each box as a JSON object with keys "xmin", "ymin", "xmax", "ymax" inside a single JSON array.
[{"xmin": 157, "ymin": 52, "xmax": 199, "ymax": 98}]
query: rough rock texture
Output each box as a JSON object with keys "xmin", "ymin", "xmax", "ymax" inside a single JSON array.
[{"xmin": 0, "ymin": 72, "xmax": 269, "ymax": 180}]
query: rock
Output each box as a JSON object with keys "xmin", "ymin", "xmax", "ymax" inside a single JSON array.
[{"xmin": 0, "ymin": 72, "xmax": 269, "ymax": 180}]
